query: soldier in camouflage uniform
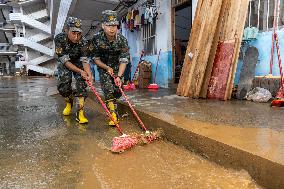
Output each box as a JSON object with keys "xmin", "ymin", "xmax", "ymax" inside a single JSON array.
[
  {"xmin": 55, "ymin": 17, "xmax": 93, "ymax": 124},
  {"xmin": 89, "ymin": 10, "xmax": 130, "ymax": 126}
]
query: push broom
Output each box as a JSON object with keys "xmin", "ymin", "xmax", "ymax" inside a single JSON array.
[
  {"xmin": 268, "ymin": 0, "xmax": 284, "ymax": 107},
  {"xmin": 124, "ymin": 50, "xmax": 145, "ymax": 90},
  {"xmin": 111, "ymin": 74, "xmax": 160, "ymax": 143},
  {"xmin": 148, "ymin": 49, "xmax": 161, "ymax": 90},
  {"xmin": 86, "ymin": 80, "xmax": 139, "ymax": 153}
]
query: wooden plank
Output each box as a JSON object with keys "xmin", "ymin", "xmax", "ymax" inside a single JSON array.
[
  {"xmin": 189, "ymin": 0, "xmax": 223, "ymax": 98},
  {"xmin": 200, "ymin": 0, "xmax": 230, "ymax": 98},
  {"xmin": 177, "ymin": 0, "xmax": 223, "ymax": 97},
  {"xmin": 207, "ymin": 40, "xmax": 236, "ymax": 100},
  {"xmin": 200, "ymin": 0, "xmax": 250, "ymax": 99},
  {"xmin": 225, "ymin": 0, "xmax": 250, "ymax": 99},
  {"xmin": 177, "ymin": 0, "xmax": 204, "ymax": 96}
]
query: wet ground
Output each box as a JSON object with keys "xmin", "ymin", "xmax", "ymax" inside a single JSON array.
[
  {"xmin": 123, "ymin": 89, "xmax": 284, "ymax": 131},
  {"xmin": 0, "ymin": 77, "xmax": 261, "ymax": 188},
  {"xmin": 121, "ymin": 89, "xmax": 284, "ymax": 166}
]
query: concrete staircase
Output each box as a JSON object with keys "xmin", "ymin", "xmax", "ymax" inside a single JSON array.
[
  {"xmin": 9, "ymin": 0, "xmax": 55, "ymax": 75},
  {"xmin": 9, "ymin": 12, "xmax": 51, "ymax": 34}
]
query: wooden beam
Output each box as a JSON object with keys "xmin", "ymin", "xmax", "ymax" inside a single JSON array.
[
  {"xmin": 200, "ymin": 0, "xmax": 250, "ymax": 99},
  {"xmin": 207, "ymin": 39, "xmax": 236, "ymax": 100},
  {"xmin": 226, "ymin": 0, "xmax": 250, "ymax": 100},
  {"xmin": 177, "ymin": 0, "xmax": 223, "ymax": 97}
]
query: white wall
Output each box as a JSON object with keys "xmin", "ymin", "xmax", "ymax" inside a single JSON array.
[
  {"xmin": 121, "ymin": 0, "xmax": 173, "ymax": 87},
  {"xmin": 156, "ymin": 0, "xmax": 172, "ymax": 52}
]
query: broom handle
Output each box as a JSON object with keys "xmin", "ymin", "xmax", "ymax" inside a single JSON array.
[
  {"xmin": 111, "ymin": 74, "xmax": 148, "ymax": 132},
  {"xmin": 131, "ymin": 50, "xmax": 144, "ymax": 83},
  {"xmin": 86, "ymin": 80, "xmax": 123, "ymax": 135},
  {"xmin": 153, "ymin": 49, "xmax": 161, "ymax": 83}
]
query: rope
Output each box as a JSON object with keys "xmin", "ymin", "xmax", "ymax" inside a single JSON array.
[
  {"xmin": 269, "ymin": 0, "xmax": 284, "ymax": 88},
  {"xmin": 269, "ymin": 0, "xmax": 278, "ymax": 74},
  {"xmin": 274, "ymin": 34, "xmax": 284, "ymax": 87}
]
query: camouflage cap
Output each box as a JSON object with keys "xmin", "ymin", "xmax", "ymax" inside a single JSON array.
[
  {"xmin": 102, "ymin": 10, "xmax": 119, "ymax": 26},
  {"xmin": 66, "ymin": 17, "xmax": 82, "ymax": 32}
]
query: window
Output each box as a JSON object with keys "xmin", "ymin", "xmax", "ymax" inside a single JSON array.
[
  {"xmin": 142, "ymin": 18, "xmax": 156, "ymax": 55},
  {"xmin": 247, "ymin": 0, "xmax": 284, "ymax": 31}
]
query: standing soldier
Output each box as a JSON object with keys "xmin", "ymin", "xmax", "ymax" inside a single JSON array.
[
  {"xmin": 89, "ymin": 10, "xmax": 130, "ymax": 126},
  {"xmin": 55, "ymin": 17, "xmax": 93, "ymax": 124}
]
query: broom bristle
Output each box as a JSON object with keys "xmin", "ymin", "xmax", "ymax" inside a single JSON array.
[
  {"xmin": 138, "ymin": 130, "xmax": 162, "ymax": 144},
  {"xmin": 271, "ymin": 99, "xmax": 284, "ymax": 107},
  {"xmin": 148, "ymin": 83, "xmax": 159, "ymax": 89},
  {"xmin": 111, "ymin": 134, "xmax": 139, "ymax": 153}
]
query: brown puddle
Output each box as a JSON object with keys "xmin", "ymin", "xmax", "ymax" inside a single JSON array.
[{"xmin": 73, "ymin": 138, "xmax": 261, "ymax": 189}]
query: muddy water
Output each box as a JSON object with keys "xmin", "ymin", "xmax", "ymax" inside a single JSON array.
[{"xmin": 0, "ymin": 77, "xmax": 261, "ymax": 188}]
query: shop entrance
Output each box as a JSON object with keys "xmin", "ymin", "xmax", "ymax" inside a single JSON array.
[{"xmin": 172, "ymin": 0, "xmax": 192, "ymax": 83}]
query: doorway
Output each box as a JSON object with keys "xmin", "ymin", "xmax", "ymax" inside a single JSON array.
[{"xmin": 172, "ymin": 0, "xmax": 192, "ymax": 83}]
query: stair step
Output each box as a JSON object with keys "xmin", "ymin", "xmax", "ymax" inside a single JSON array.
[
  {"xmin": 27, "ymin": 65, "xmax": 54, "ymax": 75},
  {"xmin": 27, "ymin": 33, "xmax": 50, "ymax": 42},
  {"xmin": 12, "ymin": 37, "xmax": 53, "ymax": 56},
  {"xmin": 27, "ymin": 9, "xmax": 48, "ymax": 20},
  {"xmin": 9, "ymin": 13, "xmax": 51, "ymax": 34},
  {"xmin": 29, "ymin": 55, "xmax": 53, "ymax": 65}
]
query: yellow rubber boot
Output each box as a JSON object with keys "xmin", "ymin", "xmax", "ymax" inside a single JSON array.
[
  {"xmin": 76, "ymin": 97, "xmax": 88, "ymax": 124},
  {"xmin": 63, "ymin": 96, "xmax": 73, "ymax": 116},
  {"xmin": 107, "ymin": 101, "xmax": 119, "ymax": 126}
]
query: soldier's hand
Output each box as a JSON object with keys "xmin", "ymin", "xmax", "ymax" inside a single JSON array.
[
  {"xmin": 106, "ymin": 66, "xmax": 114, "ymax": 75},
  {"xmin": 114, "ymin": 77, "xmax": 122, "ymax": 87},
  {"xmin": 80, "ymin": 70, "xmax": 88, "ymax": 80}
]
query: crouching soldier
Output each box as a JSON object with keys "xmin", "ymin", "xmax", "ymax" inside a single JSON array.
[
  {"xmin": 55, "ymin": 17, "xmax": 93, "ymax": 124},
  {"xmin": 89, "ymin": 10, "xmax": 130, "ymax": 126}
]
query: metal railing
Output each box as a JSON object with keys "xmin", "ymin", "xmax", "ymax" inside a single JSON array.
[{"xmin": 0, "ymin": 43, "xmax": 17, "ymax": 52}]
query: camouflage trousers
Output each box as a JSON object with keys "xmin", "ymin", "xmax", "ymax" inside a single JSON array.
[
  {"xmin": 98, "ymin": 69, "xmax": 121, "ymax": 101},
  {"xmin": 57, "ymin": 64, "xmax": 87, "ymax": 98}
]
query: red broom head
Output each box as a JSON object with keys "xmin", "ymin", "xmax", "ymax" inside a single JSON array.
[
  {"xmin": 130, "ymin": 83, "xmax": 136, "ymax": 90},
  {"xmin": 138, "ymin": 130, "xmax": 162, "ymax": 144},
  {"xmin": 147, "ymin": 83, "xmax": 159, "ymax": 89},
  {"xmin": 111, "ymin": 134, "xmax": 139, "ymax": 153},
  {"xmin": 271, "ymin": 99, "xmax": 284, "ymax": 107},
  {"xmin": 123, "ymin": 84, "xmax": 131, "ymax": 90}
]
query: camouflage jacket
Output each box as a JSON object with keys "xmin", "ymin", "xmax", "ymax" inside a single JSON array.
[
  {"xmin": 54, "ymin": 33, "xmax": 88, "ymax": 68},
  {"xmin": 89, "ymin": 30, "xmax": 130, "ymax": 71}
]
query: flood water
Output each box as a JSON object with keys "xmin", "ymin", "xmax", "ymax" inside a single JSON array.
[{"xmin": 0, "ymin": 77, "xmax": 261, "ymax": 188}]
